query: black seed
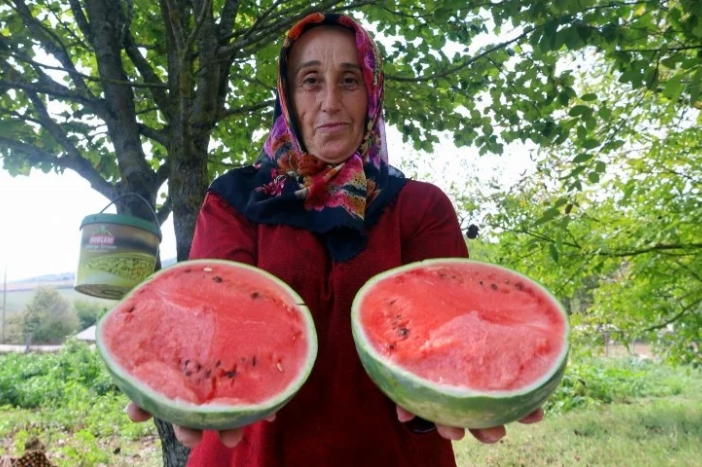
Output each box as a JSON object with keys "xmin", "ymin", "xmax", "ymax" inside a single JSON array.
[
  {"xmin": 185, "ymin": 371, "xmax": 192, "ymax": 377},
  {"xmin": 389, "ymin": 299, "xmax": 397, "ymax": 305},
  {"xmin": 127, "ymin": 306, "xmax": 135, "ymax": 313},
  {"xmin": 195, "ymin": 363, "xmax": 201, "ymax": 372},
  {"xmin": 184, "ymin": 359, "xmax": 190, "ymax": 367},
  {"xmin": 515, "ymin": 282, "xmax": 525, "ymax": 291},
  {"xmin": 398, "ymin": 327, "xmax": 409, "ymax": 337},
  {"xmin": 252, "ymin": 356, "xmax": 257, "ymax": 366},
  {"xmin": 479, "ymin": 280, "xmax": 484, "ymax": 286},
  {"xmin": 226, "ymin": 371, "xmax": 236, "ymax": 378},
  {"xmin": 490, "ymin": 283, "xmax": 498, "ymax": 291},
  {"xmin": 251, "ymin": 292, "xmax": 260, "ymax": 299},
  {"xmin": 215, "ymin": 360, "xmax": 221, "ymax": 367},
  {"xmin": 388, "ymin": 344, "xmax": 395, "ymax": 350},
  {"xmin": 213, "ymin": 276, "xmax": 223, "ymax": 283}
]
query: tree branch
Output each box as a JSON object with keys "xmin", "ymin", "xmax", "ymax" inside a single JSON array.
[
  {"xmin": 10, "ymin": 0, "xmax": 95, "ymax": 99},
  {"xmin": 387, "ymin": 26, "xmax": 536, "ymax": 83},
  {"xmin": 0, "ymin": 136, "xmax": 114, "ymax": 199},
  {"xmin": 219, "ymin": 98, "xmax": 274, "ymax": 119}
]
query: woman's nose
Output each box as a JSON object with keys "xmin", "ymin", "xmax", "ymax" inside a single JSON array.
[{"xmin": 320, "ymin": 84, "xmax": 342, "ymax": 112}]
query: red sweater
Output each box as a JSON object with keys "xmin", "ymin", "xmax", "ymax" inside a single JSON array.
[{"xmin": 187, "ymin": 180, "xmax": 469, "ymax": 467}]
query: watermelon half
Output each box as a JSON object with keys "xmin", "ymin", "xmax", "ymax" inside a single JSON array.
[
  {"xmin": 96, "ymin": 259, "xmax": 317, "ymax": 430},
  {"xmin": 351, "ymin": 259, "xmax": 569, "ymax": 429}
]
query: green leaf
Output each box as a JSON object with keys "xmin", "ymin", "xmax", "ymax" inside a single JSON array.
[
  {"xmin": 572, "ymin": 153, "xmax": 594, "ymax": 163},
  {"xmin": 581, "ymin": 139, "xmax": 600, "ymax": 150},
  {"xmin": 534, "ymin": 207, "xmax": 561, "ymax": 226},
  {"xmin": 549, "ymin": 243, "xmax": 560, "ymax": 263},
  {"xmin": 587, "ymin": 171, "xmax": 600, "ymax": 183},
  {"xmin": 580, "ymin": 93, "xmax": 598, "ymax": 101},
  {"xmin": 569, "ymin": 105, "xmax": 591, "ymax": 117}
]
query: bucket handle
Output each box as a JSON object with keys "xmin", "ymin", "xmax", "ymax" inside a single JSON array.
[{"xmin": 100, "ymin": 192, "xmax": 161, "ymax": 228}]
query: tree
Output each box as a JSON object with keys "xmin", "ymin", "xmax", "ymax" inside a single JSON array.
[
  {"xmin": 73, "ymin": 298, "xmax": 108, "ymax": 330},
  {"xmin": 21, "ymin": 286, "xmax": 79, "ymax": 344}
]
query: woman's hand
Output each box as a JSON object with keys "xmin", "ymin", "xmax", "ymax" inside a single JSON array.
[
  {"xmin": 396, "ymin": 406, "xmax": 544, "ymax": 443},
  {"xmin": 126, "ymin": 401, "xmax": 275, "ymax": 448}
]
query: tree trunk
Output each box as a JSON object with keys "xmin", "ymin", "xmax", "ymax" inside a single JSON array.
[{"xmin": 154, "ymin": 419, "xmax": 191, "ymax": 467}]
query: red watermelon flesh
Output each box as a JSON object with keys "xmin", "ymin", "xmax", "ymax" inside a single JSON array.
[
  {"xmin": 358, "ymin": 261, "xmax": 567, "ymax": 391},
  {"xmin": 101, "ymin": 262, "xmax": 311, "ymax": 406}
]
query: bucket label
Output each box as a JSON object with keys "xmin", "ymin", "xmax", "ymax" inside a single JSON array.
[{"xmin": 87, "ymin": 225, "xmax": 117, "ymax": 250}]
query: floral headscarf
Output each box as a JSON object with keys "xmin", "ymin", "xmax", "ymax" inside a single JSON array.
[{"xmin": 209, "ymin": 13, "xmax": 406, "ymax": 261}]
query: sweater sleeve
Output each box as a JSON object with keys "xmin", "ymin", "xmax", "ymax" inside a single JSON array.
[
  {"xmin": 400, "ymin": 182, "xmax": 469, "ymax": 264},
  {"xmin": 189, "ymin": 192, "xmax": 257, "ymax": 266}
]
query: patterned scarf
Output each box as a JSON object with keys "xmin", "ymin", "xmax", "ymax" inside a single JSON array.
[{"xmin": 209, "ymin": 13, "xmax": 406, "ymax": 261}]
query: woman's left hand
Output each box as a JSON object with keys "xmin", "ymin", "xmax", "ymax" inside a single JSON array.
[{"xmin": 396, "ymin": 406, "xmax": 544, "ymax": 443}]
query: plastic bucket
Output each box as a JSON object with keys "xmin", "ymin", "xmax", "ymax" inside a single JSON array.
[{"xmin": 75, "ymin": 194, "xmax": 161, "ymax": 299}]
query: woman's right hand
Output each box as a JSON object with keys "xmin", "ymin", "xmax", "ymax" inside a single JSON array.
[{"xmin": 125, "ymin": 401, "xmax": 274, "ymax": 448}]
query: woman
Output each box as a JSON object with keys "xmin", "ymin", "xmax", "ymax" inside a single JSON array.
[{"xmin": 128, "ymin": 12, "xmax": 542, "ymax": 466}]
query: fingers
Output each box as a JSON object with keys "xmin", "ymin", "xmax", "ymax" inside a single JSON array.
[
  {"xmin": 468, "ymin": 425, "xmax": 506, "ymax": 444},
  {"xmin": 125, "ymin": 402, "xmax": 152, "ymax": 423},
  {"xmin": 436, "ymin": 424, "xmax": 465, "ymax": 441},
  {"xmin": 173, "ymin": 425, "xmax": 204, "ymax": 448},
  {"xmin": 518, "ymin": 408, "xmax": 544, "ymax": 424},
  {"xmin": 395, "ymin": 406, "xmax": 416, "ymax": 423},
  {"xmin": 217, "ymin": 428, "xmax": 245, "ymax": 448}
]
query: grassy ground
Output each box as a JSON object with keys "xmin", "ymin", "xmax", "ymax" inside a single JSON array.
[
  {"xmin": 1, "ymin": 356, "xmax": 700, "ymax": 466},
  {"xmin": 454, "ymin": 363, "xmax": 702, "ymax": 466}
]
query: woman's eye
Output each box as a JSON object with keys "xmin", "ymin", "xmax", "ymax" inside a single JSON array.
[
  {"xmin": 343, "ymin": 76, "xmax": 360, "ymax": 86},
  {"xmin": 301, "ymin": 75, "xmax": 319, "ymax": 86}
]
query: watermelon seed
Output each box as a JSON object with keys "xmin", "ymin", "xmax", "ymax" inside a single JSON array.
[
  {"xmin": 226, "ymin": 370, "xmax": 236, "ymax": 378},
  {"xmin": 215, "ymin": 360, "xmax": 222, "ymax": 367},
  {"xmin": 515, "ymin": 282, "xmax": 525, "ymax": 291},
  {"xmin": 387, "ymin": 344, "xmax": 395, "ymax": 350},
  {"xmin": 252, "ymin": 356, "xmax": 257, "ymax": 366},
  {"xmin": 185, "ymin": 371, "xmax": 192, "ymax": 377},
  {"xmin": 205, "ymin": 369, "xmax": 211, "ymax": 378},
  {"xmin": 203, "ymin": 267, "xmax": 213, "ymax": 272},
  {"xmin": 490, "ymin": 283, "xmax": 498, "ymax": 291},
  {"xmin": 184, "ymin": 359, "xmax": 191, "ymax": 367},
  {"xmin": 213, "ymin": 276, "xmax": 223, "ymax": 283},
  {"xmin": 398, "ymin": 327, "xmax": 409, "ymax": 337},
  {"xmin": 479, "ymin": 280, "xmax": 484, "ymax": 286},
  {"xmin": 277, "ymin": 362, "xmax": 284, "ymax": 372},
  {"xmin": 389, "ymin": 299, "xmax": 397, "ymax": 305},
  {"xmin": 195, "ymin": 363, "xmax": 202, "ymax": 372},
  {"xmin": 184, "ymin": 268, "xmax": 191, "ymax": 273},
  {"xmin": 127, "ymin": 306, "xmax": 135, "ymax": 313},
  {"xmin": 251, "ymin": 292, "xmax": 260, "ymax": 299}
]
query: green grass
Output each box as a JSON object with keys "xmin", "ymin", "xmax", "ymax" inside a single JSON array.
[{"xmin": 454, "ymin": 361, "xmax": 702, "ymax": 466}]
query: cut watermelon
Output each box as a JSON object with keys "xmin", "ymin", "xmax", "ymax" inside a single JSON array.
[
  {"xmin": 351, "ymin": 258, "xmax": 569, "ymax": 429},
  {"xmin": 96, "ymin": 259, "xmax": 317, "ymax": 430}
]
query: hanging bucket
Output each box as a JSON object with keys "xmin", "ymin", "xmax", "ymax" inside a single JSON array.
[{"xmin": 75, "ymin": 193, "xmax": 162, "ymax": 300}]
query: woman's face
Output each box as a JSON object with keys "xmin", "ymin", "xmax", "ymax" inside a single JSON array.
[{"xmin": 287, "ymin": 26, "xmax": 368, "ymax": 165}]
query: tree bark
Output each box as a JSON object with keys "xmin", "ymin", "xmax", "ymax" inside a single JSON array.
[{"xmin": 154, "ymin": 419, "xmax": 191, "ymax": 466}]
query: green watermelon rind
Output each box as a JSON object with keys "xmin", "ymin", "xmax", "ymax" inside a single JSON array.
[
  {"xmin": 351, "ymin": 258, "xmax": 570, "ymax": 429},
  {"xmin": 96, "ymin": 259, "xmax": 318, "ymax": 431}
]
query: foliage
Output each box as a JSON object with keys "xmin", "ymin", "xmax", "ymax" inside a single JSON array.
[
  {"xmin": 73, "ymin": 299, "xmax": 109, "ymax": 330},
  {"xmin": 19, "ymin": 286, "xmax": 79, "ymax": 345},
  {"xmin": 0, "ymin": 339, "xmax": 116, "ymax": 408}
]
